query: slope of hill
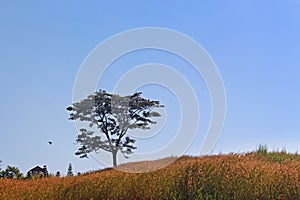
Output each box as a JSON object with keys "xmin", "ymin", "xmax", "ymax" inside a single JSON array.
[{"xmin": 1, "ymin": 152, "xmax": 300, "ymax": 200}]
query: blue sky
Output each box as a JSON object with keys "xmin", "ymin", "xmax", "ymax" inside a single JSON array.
[{"xmin": 0, "ymin": 1, "xmax": 300, "ymax": 175}]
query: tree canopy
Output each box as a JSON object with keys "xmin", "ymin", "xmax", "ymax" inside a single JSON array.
[
  {"xmin": 67, "ymin": 90, "xmax": 163, "ymax": 167},
  {"xmin": 0, "ymin": 166, "xmax": 23, "ymax": 179}
]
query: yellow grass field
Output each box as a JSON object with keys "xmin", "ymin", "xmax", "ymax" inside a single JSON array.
[{"xmin": 1, "ymin": 152, "xmax": 300, "ymax": 200}]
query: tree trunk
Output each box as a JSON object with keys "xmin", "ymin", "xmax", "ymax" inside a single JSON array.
[{"xmin": 112, "ymin": 150, "xmax": 117, "ymax": 167}]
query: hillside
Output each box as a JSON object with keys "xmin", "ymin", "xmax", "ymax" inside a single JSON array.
[{"xmin": 1, "ymin": 151, "xmax": 300, "ymax": 200}]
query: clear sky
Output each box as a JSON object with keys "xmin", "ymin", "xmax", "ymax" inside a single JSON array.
[{"xmin": 0, "ymin": 1, "xmax": 299, "ymax": 175}]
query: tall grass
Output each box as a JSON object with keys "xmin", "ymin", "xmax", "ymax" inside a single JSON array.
[
  {"xmin": 1, "ymin": 152, "xmax": 300, "ymax": 199},
  {"xmin": 254, "ymin": 145, "xmax": 300, "ymax": 164},
  {"xmin": 256, "ymin": 144, "xmax": 268, "ymax": 155}
]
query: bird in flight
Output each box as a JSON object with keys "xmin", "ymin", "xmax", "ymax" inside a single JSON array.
[{"xmin": 48, "ymin": 141, "xmax": 53, "ymax": 145}]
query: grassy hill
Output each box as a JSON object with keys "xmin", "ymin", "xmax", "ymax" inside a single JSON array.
[{"xmin": 1, "ymin": 150, "xmax": 300, "ymax": 200}]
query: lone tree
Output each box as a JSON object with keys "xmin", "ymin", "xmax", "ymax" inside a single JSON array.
[{"xmin": 67, "ymin": 90, "xmax": 163, "ymax": 167}]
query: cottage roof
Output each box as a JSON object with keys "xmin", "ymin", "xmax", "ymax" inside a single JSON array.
[{"xmin": 29, "ymin": 166, "xmax": 43, "ymax": 172}]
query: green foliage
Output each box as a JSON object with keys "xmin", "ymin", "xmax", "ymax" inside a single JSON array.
[
  {"xmin": 254, "ymin": 145, "xmax": 300, "ymax": 164},
  {"xmin": 55, "ymin": 171, "xmax": 61, "ymax": 177},
  {"xmin": 42, "ymin": 165, "xmax": 49, "ymax": 177},
  {"xmin": 256, "ymin": 144, "xmax": 268, "ymax": 155},
  {"xmin": 67, "ymin": 163, "xmax": 73, "ymax": 177},
  {"xmin": 67, "ymin": 89, "xmax": 163, "ymax": 166},
  {"xmin": 0, "ymin": 165, "xmax": 23, "ymax": 179}
]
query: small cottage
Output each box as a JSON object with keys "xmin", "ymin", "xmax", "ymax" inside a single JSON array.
[{"xmin": 27, "ymin": 166, "xmax": 44, "ymax": 177}]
